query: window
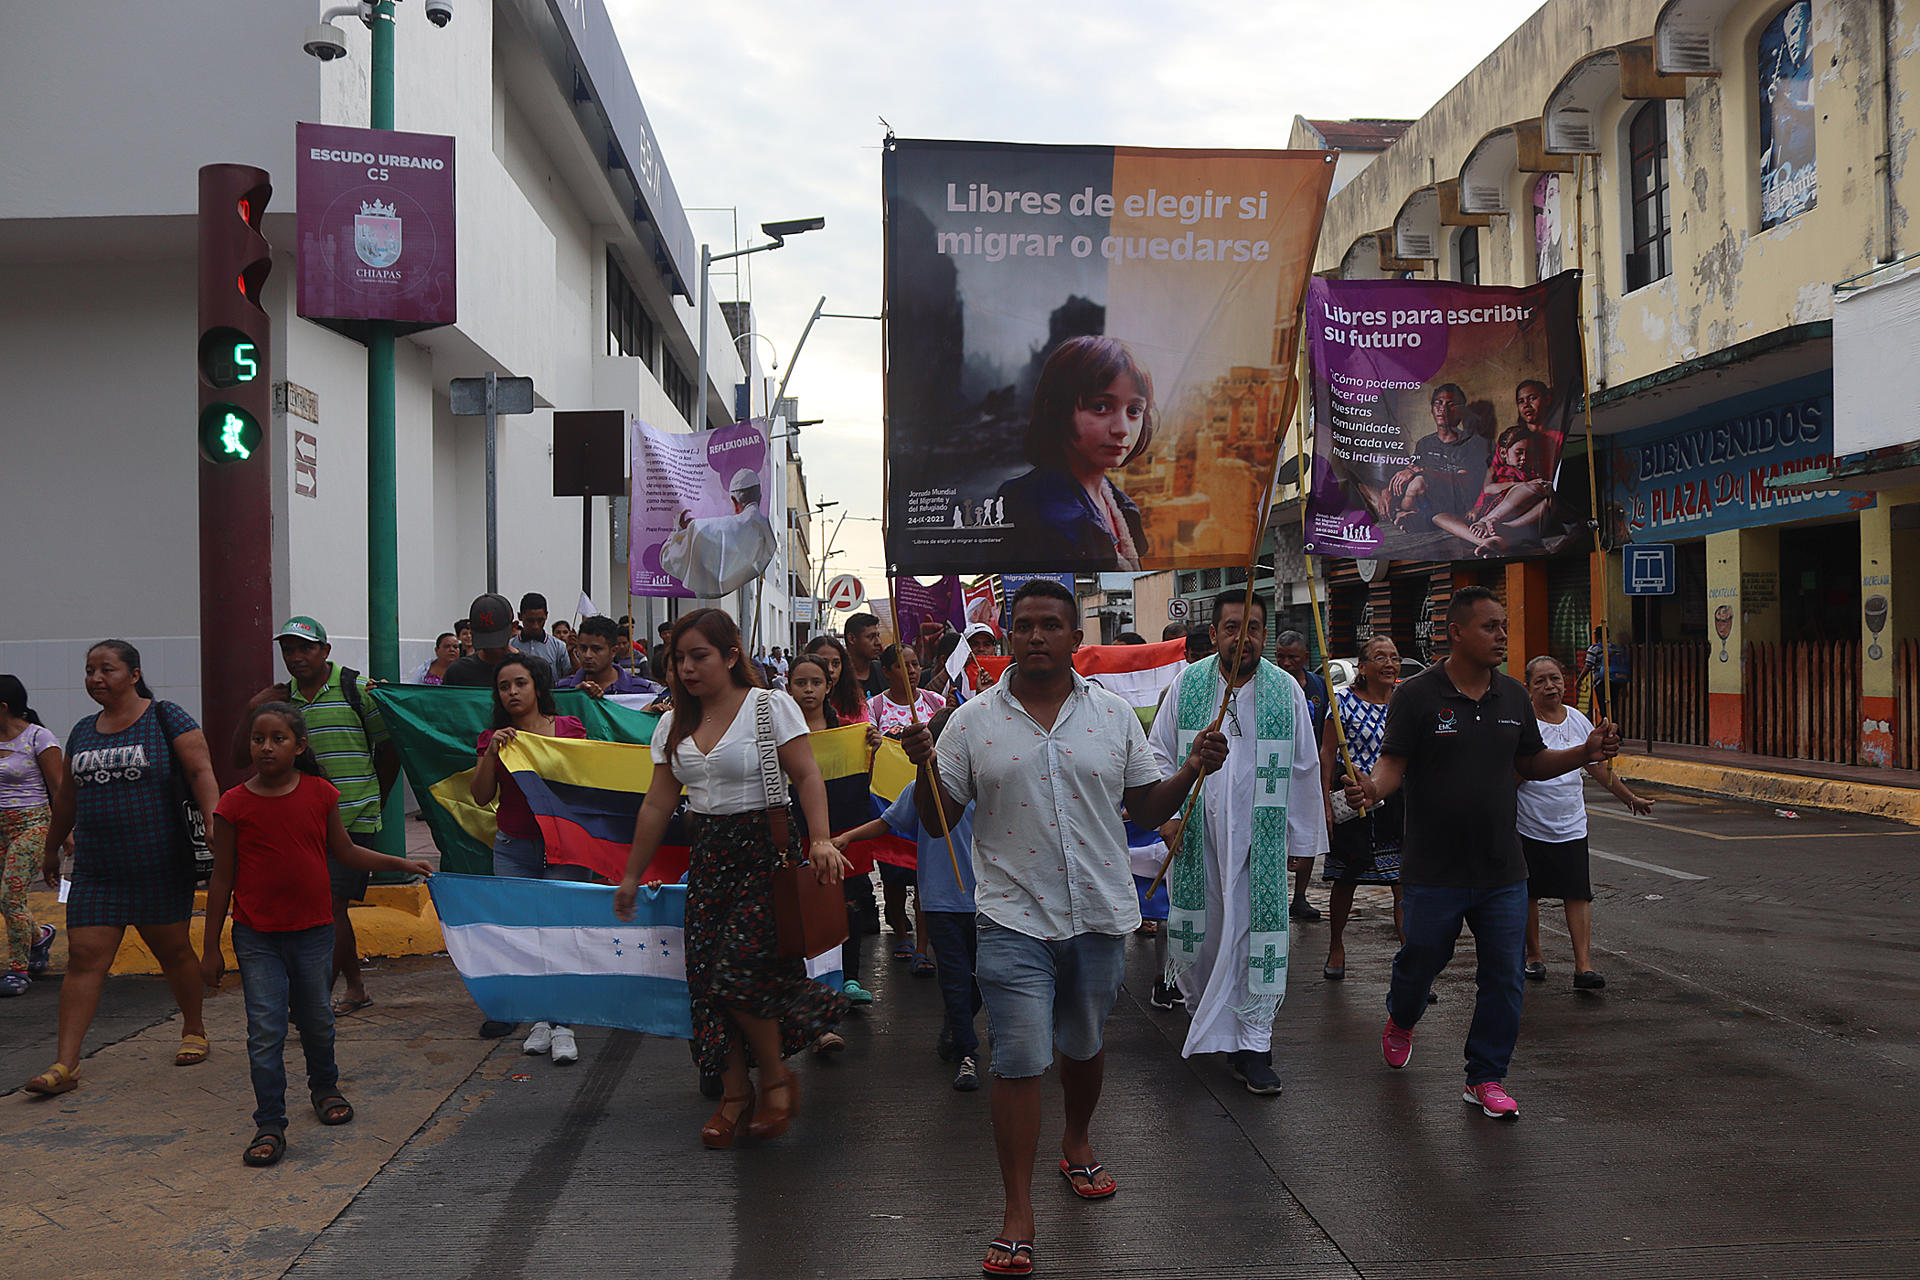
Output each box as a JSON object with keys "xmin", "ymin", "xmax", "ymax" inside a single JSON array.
[
  {"xmin": 1626, "ymin": 101, "xmax": 1671, "ymax": 290},
  {"xmin": 1757, "ymin": 1, "xmax": 1816, "ymax": 229},
  {"xmin": 662, "ymin": 354, "xmax": 696, "ymax": 426},
  {"xmin": 1456, "ymin": 227, "xmax": 1480, "ymax": 285},
  {"xmin": 605, "ymin": 250, "xmax": 657, "ymax": 368}
]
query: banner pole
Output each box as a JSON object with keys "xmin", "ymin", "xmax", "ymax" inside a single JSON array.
[
  {"xmin": 887, "ymin": 585, "xmax": 967, "ymax": 889},
  {"xmin": 1145, "ymin": 316, "xmax": 1308, "ymax": 901},
  {"xmin": 1574, "ymin": 156, "xmax": 1615, "ymax": 717}
]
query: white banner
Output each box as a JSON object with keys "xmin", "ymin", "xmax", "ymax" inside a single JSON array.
[{"xmin": 1834, "ymin": 266, "xmax": 1920, "ymax": 456}]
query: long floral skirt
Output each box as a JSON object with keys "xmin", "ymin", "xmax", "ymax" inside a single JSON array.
[{"xmin": 685, "ymin": 807, "xmax": 850, "ymax": 1076}]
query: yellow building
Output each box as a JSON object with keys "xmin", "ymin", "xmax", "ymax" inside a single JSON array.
[{"xmin": 1297, "ymin": 0, "xmax": 1920, "ymax": 770}]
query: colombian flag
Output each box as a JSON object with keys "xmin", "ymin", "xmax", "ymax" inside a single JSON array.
[{"xmin": 499, "ymin": 725, "xmax": 916, "ymax": 884}]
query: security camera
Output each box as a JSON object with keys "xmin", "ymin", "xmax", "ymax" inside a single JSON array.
[
  {"xmin": 303, "ymin": 22, "xmax": 348, "ymax": 60},
  {"xmin": 425, "ymin": 0, "xmax": 453, "ymax": 26}
]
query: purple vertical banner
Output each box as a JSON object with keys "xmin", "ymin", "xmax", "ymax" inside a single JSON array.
[
  {"xmin": 890, "ymin": 576, "xmax": 965, "ymax": 659},
  {"xmin": 296, "ymin": 122, "xmax": 456, "ymax": 331}
]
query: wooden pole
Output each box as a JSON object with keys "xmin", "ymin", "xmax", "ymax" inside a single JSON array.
[
  {"xmin": 888, "ymin": 585, "xmax": 967, "ymax": 889},
  {"xmin": 1144, "ymin": 322, "xmax": 1310, "ymax": 902},
  {"xmin": 1574, "ymin": 156, "xmax": 1615, "ymax": 714}
]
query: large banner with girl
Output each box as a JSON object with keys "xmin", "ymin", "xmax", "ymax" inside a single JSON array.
[
  {"xmin": 1303, "ymin": 272, "xmax": 1584, "ymax": 561},
  {"xmin": 882, "ymin": 138, "xmax": 1333, "ymax": 575}
]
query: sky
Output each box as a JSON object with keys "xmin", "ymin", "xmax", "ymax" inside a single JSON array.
[{"xmin": 609, "ymin": 0, "xmax": 1549, "ymax": 601}]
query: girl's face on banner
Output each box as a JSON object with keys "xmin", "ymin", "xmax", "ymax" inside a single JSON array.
[
  {"xmin": 1067, "ymin": 375, "xmax": 1147, "ymax": 475},
  {"xmin": 1504, "ymin": 438, "xmax": 1531, "ymax": 471}
]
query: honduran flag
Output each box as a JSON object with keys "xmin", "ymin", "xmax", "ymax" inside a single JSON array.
[
  {"xmin": 497, "ymin": 724, "xmax": 920, "ymax": 885},
  {"xmin": 978, "ymin": 637, "xmax": 1188, "ymax": 729},
  {"xmin": 431, "ymin": 873, "xmax": 842, "ymax": 1037}
]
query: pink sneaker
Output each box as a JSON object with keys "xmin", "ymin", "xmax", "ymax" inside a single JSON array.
[
  {"xmin": 1464, "ymin": 1081, "xmax": 1519, "ymax": 1120},
  {"xmin": 1381, "ymin": 1019, "xmax": 1413, "ymax": 1069}
]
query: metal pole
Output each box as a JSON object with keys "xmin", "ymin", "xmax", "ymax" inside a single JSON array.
[
  {"xmin": 773, "ymin": 295, "xmax": 826, "ymax": 409},
  {"xmin": 483, "ymin": 371, "xmax": 500, "ymax": 591},
  {"xmin": 582, "ymin": 496, "xmax": 593, "ymax": 600},
  {"xmin": 695, "ymin": 244, "xmax": 711, "ymax": 431},
  {"xmin": 366, "ymin": 0, "xmax": 402, "ymax": 859}
]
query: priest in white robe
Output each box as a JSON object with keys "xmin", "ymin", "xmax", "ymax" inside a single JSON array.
[{"xmin": 1147, "ymin": 591, "xmax": 1326, "ymax": 1095}]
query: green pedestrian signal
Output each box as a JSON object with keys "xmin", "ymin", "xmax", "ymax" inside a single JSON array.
[{"xmin": 199, "ymin": 403, "xmax": 262, "ymax": 464}]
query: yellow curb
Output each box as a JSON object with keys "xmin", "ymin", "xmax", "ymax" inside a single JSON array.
[
  {"xmin": 21, "ymin": 886, "xmax": 445, "ymax": 976},
  {"xmin": 1614, "ymin": 754, "xmax": 1920, "ymax": 826}
]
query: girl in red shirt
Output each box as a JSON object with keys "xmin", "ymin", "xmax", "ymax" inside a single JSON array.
[{"xmin": 201, "ymin": 703, "xmax": 432, "ymax": 1168}]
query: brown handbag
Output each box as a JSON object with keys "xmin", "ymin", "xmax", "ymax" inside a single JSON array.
[{"xmin": 755, "ymin": 691, "xmax": 850, "ymax": 959}]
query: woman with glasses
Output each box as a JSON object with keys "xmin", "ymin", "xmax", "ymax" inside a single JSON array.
[{"xmin": 1320, "ymin": 635, "xmax": 1405, "ymax": 981}]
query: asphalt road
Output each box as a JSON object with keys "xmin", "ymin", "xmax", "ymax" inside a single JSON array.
[{"xmin": 13, "ymin": 783, "xmax": 1919, "ymax": 1277}]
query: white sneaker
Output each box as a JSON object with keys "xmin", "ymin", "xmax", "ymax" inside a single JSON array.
[
  {"xmin": 550, "ymin": 1025, "xmax": 578, "ymax": 1065},
  {"xmin": 522, "ymin": 1021, "xmax": 553, "ymax": 1055}
]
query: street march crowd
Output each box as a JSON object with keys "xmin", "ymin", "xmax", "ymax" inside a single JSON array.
[{"xmin": 0, "ymin": 578, "xmax": 1647, "ymax": 1278}]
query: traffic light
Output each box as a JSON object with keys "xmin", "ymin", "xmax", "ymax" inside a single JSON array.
[{"xmin": 198, "ymin": 164, "xmax": 273, "ymax": 465}]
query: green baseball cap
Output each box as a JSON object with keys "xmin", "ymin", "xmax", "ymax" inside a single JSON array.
[{"xmin": 274, "ymin": 616, "xmax": 329, "ymax": 644}]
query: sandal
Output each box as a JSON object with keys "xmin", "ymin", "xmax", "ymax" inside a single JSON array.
[
  {"xmin": 982, "ymin": 1238, "xmax": 1034, "ymax": 1277},
  {"xmin": 892, "ymin": 939, "xmax": 916, "ymax": 962},
  {"xmin": 1058, "ymin": 1157, "xmax": 1118, "ymax": 1200},
  {"xmin": 312, "ymin": 1092, "xmax": 355, "ymax": 1125},
  {"xmin": 174, "ymin": 1034, "xmax": 211, "ymax": 1067},
  {"xmin": 912, "ymin": 954, "xmax": 937, "ymax": 978},
  {"xmin": 23, "ymin": 1062, "xmax": 78, "ymax": 1096},
  {"xmin": 242, "ymin": 1128, "xmax": 286, "ymax": 1167},
  {"xmin": 746, "ymin": 1073, "xmax": 799, "ymax": 1141},
  {"xmin": 700, "ymin": 1092, "xmax": 755, "ymax": 1150},
  {"xmin": 331, "ymin": 996, "xmax": 374, "ymax": 1017}
]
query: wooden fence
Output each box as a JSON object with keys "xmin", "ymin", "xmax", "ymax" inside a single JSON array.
[
  {"xmin": 1612, "ymin": 642, "xmax": 1709, "ymax": 746},
  {"xmin": 1744, "ymin": 640, "xmax": 1860, "ymax": 765},
  {"xmin": 1897, "ymin": 640, "xmax": 1920, "ymax": 770}
]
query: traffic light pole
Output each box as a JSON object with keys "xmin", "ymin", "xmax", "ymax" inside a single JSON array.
[{"xmin": 365, "ymin": 0, "xmax": 402, "ymax": 858}]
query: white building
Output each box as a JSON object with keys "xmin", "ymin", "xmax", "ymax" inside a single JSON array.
[{"xmin": 0, "ymin": 0, "xmax": 781, "ymax": 734}]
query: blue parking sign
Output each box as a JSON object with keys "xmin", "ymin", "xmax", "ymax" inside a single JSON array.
[{"xmin": 1624, "ymin": 544, "xmax": 1675, "ymax": 596}]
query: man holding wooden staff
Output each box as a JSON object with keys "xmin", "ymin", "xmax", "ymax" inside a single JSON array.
[
  {"xmin": 901, "ymin": 578, "xmax": 1224, "ymax": 1279},
  {"xmin": 1147, "ymin": 589, "xmax": 1326, "ymax": 1096},
  {"xmin": 1343, "ymin": 586, "xmax": 1620, "ymax": 1120}
]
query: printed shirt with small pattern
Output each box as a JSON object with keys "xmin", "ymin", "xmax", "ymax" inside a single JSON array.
[
  {"xmin": 935, "ymin": 666, "xmax": 1161, "ymax": 941},
  {"xmin": 287, "ymin": 662, "xmax": 390, "ymax": 836}
]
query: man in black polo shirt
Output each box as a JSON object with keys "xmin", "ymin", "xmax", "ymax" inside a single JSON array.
[{"xmin": 1344, "ymin": 586, "xmax": 1618, "ymax": 1120}]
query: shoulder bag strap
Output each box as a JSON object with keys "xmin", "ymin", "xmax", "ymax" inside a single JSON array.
[{"xmin": 754, "ymin": 692, "xmax": 793, "ymax": 855}]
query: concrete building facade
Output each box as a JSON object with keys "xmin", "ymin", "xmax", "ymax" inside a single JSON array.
[
  {"xmin": 1270, "ymin": 0, "xmax": 1920, "ymax": 769},
  {"xmin": 0, "ymin": 0, "xmax": 783, "ymax": 738}
]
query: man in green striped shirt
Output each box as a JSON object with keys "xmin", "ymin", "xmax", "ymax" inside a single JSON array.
[{"xmin": 234, "ymin": 616, "xmax": 399, "ymax": 1015}]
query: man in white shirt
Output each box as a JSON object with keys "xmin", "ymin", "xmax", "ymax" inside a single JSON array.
[
  {"xmin": 1147, "ymin": 591, "xmax": 1326, "ymax": 1095},
  {"xmin": 903, "ymin": 578, "xmax": 1225, "ymax": 1278}
]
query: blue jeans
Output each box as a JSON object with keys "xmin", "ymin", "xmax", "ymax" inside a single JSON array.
[
  {"xmin": 1387, "ymin": 880, "xmax": 1527, "ymax": 1086},
  {"xmin": 922, "ymin": 910, "xmax": 981, "ymax": 1058},
  {"xmin": 974, "ymin": 919, "xmax": 1126, "ymax": 1079},
  {"xmin": 233, "ymin": 922, "xmax": 338, "ymax": 1131}
]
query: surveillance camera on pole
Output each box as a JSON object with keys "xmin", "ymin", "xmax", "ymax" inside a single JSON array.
[
  {"xmin": 304, "ymin": 1, "xmax": 447, "ymax": 62},
  {"xmin": 425, "ymin": 0, "xmax": 452, "ymax": 27}
]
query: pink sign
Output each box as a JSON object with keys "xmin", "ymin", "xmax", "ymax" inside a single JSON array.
[{"xmin": 297, "ymin": 122, "xmax": 456, "ymax": 331}]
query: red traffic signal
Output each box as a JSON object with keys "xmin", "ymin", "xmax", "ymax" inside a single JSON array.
[{"xmin": 198, "ymin": 165, "xmax": 273, "ymax": 464}]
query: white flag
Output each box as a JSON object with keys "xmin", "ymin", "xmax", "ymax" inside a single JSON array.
[{"xmin": 577, "ymin": 592, "xmax": 598, "ymax": 621}]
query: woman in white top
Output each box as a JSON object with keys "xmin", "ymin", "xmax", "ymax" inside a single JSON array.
[
  {"xmin": 613, "ymin": 608, "xmax": 851, "ymax": 1150},
  {"xmin": 1516, "ymin": 656, "xmax": 1653, "ymax": 991},
  {"xmin": 1, "ymin": 675, "xmax": 67, "ymax": 995}
]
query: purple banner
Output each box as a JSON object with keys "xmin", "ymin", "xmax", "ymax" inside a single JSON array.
[
  {"xmin": 296, "ymin": 123, "xmax": 456, "ymax": 330},
  {"xmin": 1304, "ymin": 273, "xmax": 1583, "ymax": 561},
  {"xmin": 629, "ymin": 418, "xmax": 777, "ymax": 599},
  {"xmin": 890, "ymin": 576, "xmax": 965, "ymax": 660}
]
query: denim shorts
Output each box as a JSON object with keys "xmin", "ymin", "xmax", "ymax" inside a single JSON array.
[
  {"xmin": 490, "ymin": 833, "xmax": 596, "ymax": 883},
  {"xmin": 973, "ymin": 918, "xmax": 1126, "ymax": 1079}
]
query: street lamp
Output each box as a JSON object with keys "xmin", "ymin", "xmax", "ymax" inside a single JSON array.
[{"xmin": 695, "ymin": 216, "xmax": 824, "ymax": 432}]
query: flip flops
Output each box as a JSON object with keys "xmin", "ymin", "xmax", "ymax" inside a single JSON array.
[
  {"xmin": 1058, "ymin": 1158, "xmax": 1118, "ymax": 1200},
  {"xmin": 331, "ymin": 996, "xmax": 374, "ymax": 1017},
  {"xmin": 982, "ymin": 1238, "xmax": 1034, "ymax": 1276},
  {"xmin": 174, "ymin": 1034, "xmax": 210, "ymax": 1067}
]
